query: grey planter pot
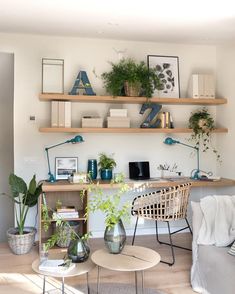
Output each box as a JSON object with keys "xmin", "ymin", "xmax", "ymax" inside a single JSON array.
[{"xmin": 7, "ymin": 226, "xmax": 36, "ymax": 255}]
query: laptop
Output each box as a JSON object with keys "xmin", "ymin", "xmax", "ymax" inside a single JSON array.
[{"xmin": 129, "ymin": 161, "xmax": 150, "ymax": 180}]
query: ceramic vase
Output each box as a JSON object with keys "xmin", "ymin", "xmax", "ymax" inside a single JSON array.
[{"xmin": 87, "ymin": 159, "xmax": 97, "ymax": 180}]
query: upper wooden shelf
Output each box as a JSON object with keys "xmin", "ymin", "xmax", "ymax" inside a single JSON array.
[
  {"xmin": 39, "ymin": 127, "xmax": 228, "ymax": 134},
  {"xmin": 39, "ymin": 94, "xmax": 227, "ymax": 105}
]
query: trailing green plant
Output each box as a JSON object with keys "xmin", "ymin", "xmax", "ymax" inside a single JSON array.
[
  {"xmin": 86, "ymin": 179, "xmax": 130, "ymax": 229},
  {"xmin": 101, "ymin": 58, "xmax": 162, "ymax": 97},
  {"xmin": 1, "ymin": 174, "xmax": 42, "ymax": 235},
  {"xmin": 98, "ymin": 153, "xmax": 117, "ymax": 171},
  {"xmin": 188, "ymin": 108, "xmax": 221, "ymax": 161}
]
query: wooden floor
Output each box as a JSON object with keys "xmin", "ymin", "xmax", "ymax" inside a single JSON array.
[{"xmin": 0, "ymin": 234, "xmax": 194, "ymax": 294}]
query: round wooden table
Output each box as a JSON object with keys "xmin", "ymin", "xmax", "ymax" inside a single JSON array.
[
  {"xmin": 91, "ymin": 245, "xmax": 161, "ymax": 294},
  {"xmin": 32, "ymin": 257, "xmax": 95, "ymax": 294}
]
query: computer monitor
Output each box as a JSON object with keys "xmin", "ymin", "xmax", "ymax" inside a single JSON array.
[{"xmin": 129, "ymin": 161, "xmax": 150, "ymax": 180}]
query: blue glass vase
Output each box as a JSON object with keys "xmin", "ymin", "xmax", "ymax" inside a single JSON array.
[{"xmin": 87, "ymin": 159, "xmax": 97, "ymax": 180}]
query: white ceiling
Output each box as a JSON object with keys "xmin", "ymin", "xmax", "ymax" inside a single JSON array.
[{"xmin": 1, "ymin": 0, "xmax": 235, "ymax": 44}]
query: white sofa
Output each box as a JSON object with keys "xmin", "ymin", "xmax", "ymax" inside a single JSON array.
[{"xmin": 191, "ymin": 201, "xmax": 235, "ymax": 294}]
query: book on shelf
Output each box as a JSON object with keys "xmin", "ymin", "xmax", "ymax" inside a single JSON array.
[
  {"xmin": 51, "ymin": 101, "xmax": 59, "ymax": 127},
  {"xmin": 57, "ymin": 206, "xmax": 76, "ymax": 213},
  {"xmin": 53, "ymin": 211, "xmax": 79, "ymax": 219},
  {"xmin": 39, "ymin": 259, "xmax": 75, "ymax": 273},
  {"xmin": 188, "ymin": 74, "xmax": 215, "ymax": 99}
]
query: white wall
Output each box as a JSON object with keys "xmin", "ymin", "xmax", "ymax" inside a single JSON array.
[
  {"xmin": 0, "ymin": 33, "xmax": 220, "ymax": 236},
  {"xmin": 216, "ymin": 44, "xmax": 235, "ymax": 195}
]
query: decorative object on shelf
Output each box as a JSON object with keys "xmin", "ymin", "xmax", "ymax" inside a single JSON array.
[
  {"xmin": 188, "ymin": 74, "xmax": 215, "ymax": 99},
  {"xmin": 140, "ymin": 103, "xmax": 162, "ymax": 128},
  {"xmin": 69, "ymin": 71, "xmax": 96, "ymax": 95},
  {"xmin": 51, "ymin": 101, "xmax": 71, "ymax": 128},
  {"xmin": 82, "ymin": 116, "xmax": 103, "ymax": 128},
  {"xmin": 55, "ymin": 157, "xmax": 78, "ymax": 180},
  {"xmin": 87, "ymin": 180, "xmax": 129, "ymax": 253},
  {"xmin": 45, "ymin": 135, "xmax": 84, "ymax": 183},
  {"xmin": 1, "ymin": 174, "xmax": 42, "ymax": 255},
  {"xmin": 147, "ymin": 55, "xmax": 180, "ymax": 98},
  {"xmin": 98, "ymin": 153, "xmax": 117, "ymax": 180},
  {"xmin": 101, "ymin": 58, "xmax": 162, "ymax": 98},
  {"xmin": 55, "ymin": 221, "xmax": 79, "ymax": 248},
  {"xmin": 87, "ymin": 159, "xmax": 98, "ymax": 180},
  {"xmin": 164, "ymin": 137, "xmax": 201, "ymax": 179},
  {"xmin": 42, "ymin": 58, "xmax": 64, "ymax": 94},
  {"xmin": 69, "ymin": 172, "xmax": 88, "ymax": 183},
  {"xmin": 157, "ymin": 163, "xmax": 182, "ymax": 178},
  {"xmin": 188, "ymin": 108, "xmax": 221, "ymax": 161}
]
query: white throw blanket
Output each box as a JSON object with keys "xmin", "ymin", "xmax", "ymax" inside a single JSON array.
[{"xmin": 197, "ymin": 195, "xmax": 235, "ymax": 246}]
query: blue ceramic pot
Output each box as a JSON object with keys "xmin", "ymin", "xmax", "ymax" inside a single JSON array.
[
  {"xmin": 87, "ymin": 159, "xmax": 97, "ymax": 180},
  {"xmin": 100, "ymin": 169, "xmax": 112, "ymax": 180}
]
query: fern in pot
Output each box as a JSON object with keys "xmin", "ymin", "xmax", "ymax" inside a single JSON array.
[
  {"xmin": 1, "ymin": 174, "xmax": 42, "ymax": 254},
  {"xmin": 98, "ymin": 153, "xmax": 117, "ymax": 180},
  {"xmin": 102, "ymin": 58, "xmax": 162, "ymax": 98}
]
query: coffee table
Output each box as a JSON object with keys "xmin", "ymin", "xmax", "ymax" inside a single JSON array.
[
  {"xmin": 91, "ymin": 245, "xmax": 161, "ymax": 294},
  {"xmin": 32, "ymin": 255, "xmax": 95, "ymax": 294}
]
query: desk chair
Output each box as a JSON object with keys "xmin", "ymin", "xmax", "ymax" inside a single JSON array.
[{"xmin": 131, "ymin": 183, "xmax": 192, "ymax": 266}]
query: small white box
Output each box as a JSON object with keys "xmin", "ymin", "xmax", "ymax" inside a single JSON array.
[
  {"xmin": 110, "ymin": 109, "xmax": 128, "ymax": 117},
  {"xmin": 82, "ymin": 117, "xmax": 103, "ymax": 128},
  {"xmin": 107, "ymin": 117, "xmax": 130, "ymax": 128}
]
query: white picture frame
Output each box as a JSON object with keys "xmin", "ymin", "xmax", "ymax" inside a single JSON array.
[
  {"xmin": 42, "ymin": 58, "xmax": 64, "ymax": 94},
  {"xmin": 147, "ymin": 55, "xmax": 180, "ymax": 98},
  {"xmin": 55, "ymin": 157, "xmax": 78, "ymax": 180}
]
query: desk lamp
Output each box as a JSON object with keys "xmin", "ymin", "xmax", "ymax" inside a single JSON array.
[
  {"xmin": 164, "ymin": 137, "xmax": 200, "ymax": 180},
  {"xmin": 45, "ymin": 135, "xmax": 84, "ymax": 182}
]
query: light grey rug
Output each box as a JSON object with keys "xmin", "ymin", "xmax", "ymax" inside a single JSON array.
[{"xmin": 47, "ymin": 283, "xmax": 164, "ymax": 294}]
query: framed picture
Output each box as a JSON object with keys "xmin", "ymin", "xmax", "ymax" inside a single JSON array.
[
  {"xmin": 55, "ymin": 157, "xmax": 78, "ymax": 180},
  {"xmin": 147, "ymin": 55, "xmax": 180, "ymax": 98},
  {"xmin": 42, "ymin": 58, "xmax": 64, "ymax": 94}
]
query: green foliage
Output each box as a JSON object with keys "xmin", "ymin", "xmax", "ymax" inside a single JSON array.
[
  {"xmin": 87, "ymin": 181, "xmax": 130, "ymax": 229},
  {"xmin": 98, "ymin": 153, "xmax": 117, "ymax": 171},
  {"xmin": 188, "ymin": 108, "xmax": 221, "ymax": 161},
  {"xmin": 101, "ymin": 58, "xmax": 162, "ymax": 98},
  {"xmin": 1, "ymin": 174, "xmax": 42, "ymax": 235}
]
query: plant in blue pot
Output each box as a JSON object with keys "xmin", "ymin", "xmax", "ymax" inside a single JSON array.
[
  {"xmin": 98, "ymin": 153, "xmax": 117, "ymax": 180},
  {"xmin": 87, "ymin": 177, "xmax": 130, "ymax": 254}
]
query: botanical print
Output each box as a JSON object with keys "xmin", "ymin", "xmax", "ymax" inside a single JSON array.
[{"xmin": 147, "ymin": 55, "xmax": 180, "ymax": 98}]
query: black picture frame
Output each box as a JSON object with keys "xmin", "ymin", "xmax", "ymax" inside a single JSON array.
[{"xmin": 147, "ymin": 55, "xmax": 180, "ymax": 98}]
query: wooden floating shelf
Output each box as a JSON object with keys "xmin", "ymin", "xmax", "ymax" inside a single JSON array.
[
  {"xmin": 39, "ymin": 127, "xmax": 228, "ymax": 134},
  {"xmin": 39, "ymin": 94, "xmax": 227, "ymax": 105}
]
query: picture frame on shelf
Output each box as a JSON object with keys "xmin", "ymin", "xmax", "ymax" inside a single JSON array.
[
  {"xmin": 42, "ymin": 58, "xmax": 64, "ymax": 94},
  {"xmin": 147, "ymin": 55, "xmax": 180, "ymax": 98},
  {"xmin": 55, "ymin": 157, "xmax": 78, "ymax": 180}
]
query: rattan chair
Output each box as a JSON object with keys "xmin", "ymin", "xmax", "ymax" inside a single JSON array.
[{"xmin": 131, "ymin": 183, "xmax": 192, "ymax": 266}]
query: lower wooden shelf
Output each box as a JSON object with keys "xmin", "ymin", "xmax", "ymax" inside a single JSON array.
[{"xmin": 39, "ymin": 127, "xmax": 228, "ymax": 134}]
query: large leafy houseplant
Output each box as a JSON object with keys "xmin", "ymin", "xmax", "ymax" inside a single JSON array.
[
  {"xmin": 101, "ymin": 58, "xmax": 162, "ymax": 98},
  {"xmin": 188, "ymin": 108, "xmax": 221, "ymax": 161},
  {"xmin": 1, "ymin": 174, "xmax": 42, "ymax": 254}
]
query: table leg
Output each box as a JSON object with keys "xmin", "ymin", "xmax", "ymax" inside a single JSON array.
[
  {"xmin": 141, "ymin": 271, "xmax": 144, "ymax": 294},
  {"xmin": 62, "ymin": 276, "xmax": 65, "ymax": 294},
  {"xmin": 135, "ymin": 271, "xmax": 138, "ymax": 294},
  {"xmin": 86, "ymin": 272, "xmax": 90, "ymax": 294},
  {"xmin": 43, "ymin": 276, "xmax": 46, "ymax": 294},
  {"xmin": 97, "ymin": 266, "xmax": 100, "ymax": 294}
]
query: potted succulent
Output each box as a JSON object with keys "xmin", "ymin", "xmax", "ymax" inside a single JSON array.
[
  {"xmin": 87, "ymin": 178, "xmax": 130, "ymax": 254},
  {"xmin": 98, "ymin": 153, "xmax": 117, "ymax": 180},
  {"xmin": 1, "ymin": 174, "xmax": 42, "ymax": 255},
  {"xmin": 101, "ymin": 58, "xmax": 162, "ymax": 98},
  {"xmin": 188, "ymin": 108, "xmax": 221, "ymax": 161}
]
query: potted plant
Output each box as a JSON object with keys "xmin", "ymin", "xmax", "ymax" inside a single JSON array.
[
  {"xmin": 101, "ymin": 58, "xmax": 162, "ymax": 98},
  {"xmin": 87, "ymin": 179, "xmax": 130, "ymax": 254},
  {"xmin": 1, "ymin": 174, "xmax": 42, "ymax": 255},
  {"xmin": 188, "ymin": 108, "xmax": 221, "ymax": 161},
  {"xmin": 98, "ymin": 153, "xmax": 117, "ymax": 180},
  {"xmin": 41, "ymin": 200, "xmax": 91, "ymax": 263}
]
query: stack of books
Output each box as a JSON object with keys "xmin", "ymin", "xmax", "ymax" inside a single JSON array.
[
  {"xmin": 107, "ymin": 108, "xmax": 130, "ymax": 128},
  {"xmin": 51, "ymin": 101, "xmax": 71, "ymax": 127},
  {"xmin": 53, "ymin": 206, "xmax": 79, "ymax": 220},
  {"xmin": 188, "ymin": 74, "xmax": 215, "ymax": 99},
  {"xmin": 39, "ymin": 259, "xmax": 75, "ymax": 273}
]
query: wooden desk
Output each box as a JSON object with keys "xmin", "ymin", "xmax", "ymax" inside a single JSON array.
[{"xmin": 42, "ymin": 177, "xmax": 235, "ymax": 192}]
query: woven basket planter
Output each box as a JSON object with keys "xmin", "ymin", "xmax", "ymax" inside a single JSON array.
[
  {"xmin": 7, "ymin": 226, "xmax": 36, "ymax": 255},
  {"xmin": 124, "ymin": 81, "xmax": 141, "ymax": 97}
]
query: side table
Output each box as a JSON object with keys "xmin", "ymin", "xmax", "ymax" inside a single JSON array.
[
  {"xmin": 91, "ymin": 245, "xmax": 161, "ymax": 294},
  {"xmin": 32, "ymin": 256, "xmax": 95, "ymax": 294}
]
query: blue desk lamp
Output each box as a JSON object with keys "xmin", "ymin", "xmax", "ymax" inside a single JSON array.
[
  {"xmin": 45, "ymin": 135, "xmax": 84, "ymax": 182},
  {"xmin": 164, "ymin": 137, "xmax": 200, "ymax": 180}
]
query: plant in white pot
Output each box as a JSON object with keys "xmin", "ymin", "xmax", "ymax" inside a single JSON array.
[{"xmin": 1, "ymin": 174, "xmax": 42, "ymax": 254}]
